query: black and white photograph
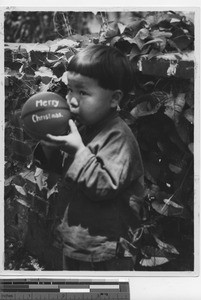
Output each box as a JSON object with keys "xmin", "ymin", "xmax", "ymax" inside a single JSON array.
[{"xmin": 2, "ymin": 7, "xmax": 198, "ymax": 277}]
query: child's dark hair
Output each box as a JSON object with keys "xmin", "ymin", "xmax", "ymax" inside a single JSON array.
[{"xmin": 67, "ymin": 44, "xmax": 134, "ymax": 96}]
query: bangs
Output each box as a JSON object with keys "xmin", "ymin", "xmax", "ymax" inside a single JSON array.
[
  {"xmin": 67, "ymin": 45, "xmax": 134, "ymax": 94},
  {"xmin": 67, "ymin": 54, "xmax": 107, "ymax": 83}
]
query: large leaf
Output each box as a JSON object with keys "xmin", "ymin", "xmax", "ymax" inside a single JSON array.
[
  {"xmin": 142, "ymin": 38, "xmax": 165, "ymax": 48},
  {"xmin": 123, "ymin": 20, "xmax": 147, "ymax": 38},
  {"xmin": 145, "ymin": 184, "xmax": 160, "ymax": 200},
  {"xmin": 110, "ymin": 36, "xmax": 121, "ymax": 47},
  {"xmin": 140, "ymin": 256, "xmax": 169, "ymax": 267},
  {"xmin": 38, "ymin": 82, "xmax": 51, "ymax": 93},
  {"xmin": 167, "ymin": 39, "xmax": 183, "ymax": 53},
  {"xmin": 164, "ymin": 93, "xmax": 186, "ymax": 124},
  {"xmin": 171, "ymin": 33, "xmax": 194, "ymax": 51},
  {"xmin": 130, "ymin": 91, "xmax": 169, "ymax": 118},
  {"xmin": 148, "ymin": 48, "xmax": 163, "ymax": 60},
  {"xmin": 129, "ymin": 44, "xmax": 141, "ymax": 60},
  {"xmin": 35, "ymin": 66, "xmax": 55, "ymax": 84},
  {"xmin": 168, "ymin": 162, "xmax": 183, "ymax": 174},
  {"xmin": 14, "ymin": 184, "xmax": 27, "ymax": 196},
  {"xmin": 99, "ymin": 21, "xmax": 120, "ymax": 41},
  {"xmin": 52, "ymin": 60, "xmax": 66, "ymax": 78},
  {"xmin": 47, "ymin": 52, "xmax": 64, "ymax": 61},
  {"xmin": 5, "ymin": 60, "xmax": 23, "ymax": 72},
  {"xmin": 131, "ymin": 28, "xmax": 150, "ymax": 50},
  {"xmin": 119, "ymin": 237, "xmax": 138, "ymax": 256},
  {"xmin": 141, "ymin": 246, "xmax": 168, "ymax": 258},
  {"xmin": 117, "ymin": 22, "xmax": 126, "ymax": 34},
  {"xmin": 152, "ymin": 192, "xmax": 184, "ymax": 217},
  {"xmin": 44, "ymin": 56, "xmax": 61, "ymax": 68},
  {"xmin": 16, "ymin": 198, "xmax": 31, "ymax": 208},
  {"xmin": 175, "ymin": 118, "xmax": 191, "ymax": 145},
  {"xmin": 153, "ymin": 235, "xmax": 179, "ymax": 255},
  {"xmin": 105, "ymin": 21, "xmax": 120, "ymax": 38},
  {"xmin": 151, "ymin": 29, "xmax": 172, "ymax": 39},
  {"xmin": 140, "ymin": 246, "xmax": 171, "ymax": 267},
  {"xmin": 47, "ymin": 183, "xmax": 58, "ymax": 199},
  {"xmin": 128, "ymin": 227, "xmax": 144, "ymax": 244},
  {"xmin": 163, "ymin": 198, "xmax": 183, "ymax": 208},
  {"xmin": 34, "ymin": 167, "xmax": 46, "ymax": 191},
  {"xmin": 29, "ymin": 51, "xmax": 47, "ymax": 67},
  {"xmin": 49, "ymin": 39, "xmax": 79, "ymax": 52},
  {"xmin": 61, "ymin": 71, "xmax": 68, "ymax": 85},
  {"xmin": 184, "ymin": 108, "xmax": 194, "ymax": 124},
  {"xmin": 188, "ymin": 143, "xmax": 193, "ymax": 154},
  {"xmin": 4, "ymin": 175, "xmax": 13, "ymax": 186},
  {"xmin": 19, "ymin": 170, "xmax": 36, "ymax": 183}
]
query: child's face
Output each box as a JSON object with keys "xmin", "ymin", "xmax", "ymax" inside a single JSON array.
[{"xmin": 66, "ymin": 72, "xmax": 118, "ymax": 125}]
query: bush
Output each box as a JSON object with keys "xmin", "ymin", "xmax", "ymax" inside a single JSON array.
[{"xmin": 4, "ymin": 10, "xmax": 194, "ymax": 271}]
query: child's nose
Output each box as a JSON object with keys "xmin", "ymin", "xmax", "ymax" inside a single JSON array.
[{"xmin": 69, "ymin": 96, "xmax": 79, "ymax": 108}]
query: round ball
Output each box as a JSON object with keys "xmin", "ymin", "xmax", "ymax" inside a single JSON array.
[{"xmin": 21, "ymin": 92, "xmax": 71, "ymax": 140}]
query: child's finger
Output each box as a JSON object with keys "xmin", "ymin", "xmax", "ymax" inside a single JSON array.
[
  {"xmin": 69, "ymin": 119, "xmax": 78, "ymax": 133},
  {"xmin": 46, "ymin": 134, "xmax": 67, "ymax": 143}
]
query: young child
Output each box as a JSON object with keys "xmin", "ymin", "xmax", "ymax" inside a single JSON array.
[{"xmin": 34, "ymin": 44, "xmax": 144, "ymax": 271}]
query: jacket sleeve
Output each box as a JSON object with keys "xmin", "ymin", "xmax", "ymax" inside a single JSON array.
[{"xmin": 66, "ymin": 129, "xmax": 144, "ymax": 201}]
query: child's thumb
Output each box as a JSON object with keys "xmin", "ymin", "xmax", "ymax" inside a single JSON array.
[{"xmin": 69, "ymin": 119, "xmax": 78, "ymax": 133}]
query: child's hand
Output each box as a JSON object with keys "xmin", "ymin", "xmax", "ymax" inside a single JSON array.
[{"xmin": 41, "ymin": 119, "xmax": 85, "ymax": 156}]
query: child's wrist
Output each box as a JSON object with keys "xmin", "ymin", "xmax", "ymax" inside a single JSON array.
[{"xmin": 75, "ymin": 145, "xmax": 86, "ymax": 156}]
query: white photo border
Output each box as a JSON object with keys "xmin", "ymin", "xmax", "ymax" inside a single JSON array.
[{"xmin": 0, "ymin": 4, "xmax": 200, "ymax": 298}]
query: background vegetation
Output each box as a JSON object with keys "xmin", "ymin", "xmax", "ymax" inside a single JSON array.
[{"xmin": 4, "ymin": 11, "xmax": 194, "ymax": 271}]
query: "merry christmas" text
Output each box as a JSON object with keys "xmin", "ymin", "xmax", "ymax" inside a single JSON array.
[
  {"xmin": 36, "ymin": 99, "xmax": 59, "ymax": 107},
  {"xmin": 32, "ymin": 112, "xmax": 63, "ymax": 123}
]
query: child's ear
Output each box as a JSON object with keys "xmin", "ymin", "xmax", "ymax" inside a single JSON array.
[{"xmin": 110, "ymin": 90, "xmax": 123, "ymax": 108}]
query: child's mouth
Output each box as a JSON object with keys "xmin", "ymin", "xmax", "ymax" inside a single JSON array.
[{"xmin": 70, "ymin": 113, "xmax": 82, "ymax": 125}]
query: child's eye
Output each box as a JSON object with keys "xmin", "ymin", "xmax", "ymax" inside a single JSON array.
[{"xmin": 80, "ymin": 91, "xmax": 87, "ymax": 96}]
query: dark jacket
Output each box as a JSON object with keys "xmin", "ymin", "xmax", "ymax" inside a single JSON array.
[{"xmin": 34, "ymin": 111, "xmax": 144, "ymax": 262}]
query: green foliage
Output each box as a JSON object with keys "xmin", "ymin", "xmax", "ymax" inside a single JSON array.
[
  {"xmin": 98, "ymin": 11, "xmax": 194, "ymax": 60},
  {"xmin": 4, "ymin": 11, "xmax": 99, "ymax": 43},
  {"xmin": 4, "ymin": 10, "xmax": 194, "ymax": 271}
]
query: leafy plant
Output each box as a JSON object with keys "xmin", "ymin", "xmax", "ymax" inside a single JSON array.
[
  {"xmin": 4, "ymin": 10, "xmax": 194, "ymax": 271},
  {"xmin": 98, "ymin": 11, "xmax": 194, "ymax": 60}
]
